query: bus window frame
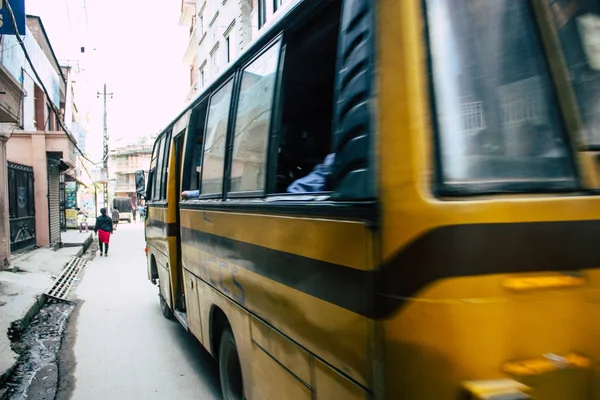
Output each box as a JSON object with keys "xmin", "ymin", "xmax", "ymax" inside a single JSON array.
[
  {"xmin": 152, "ymin": 135, "xmax": 166, "ymax": 202},
  {"xmin": 265, "ymin": 41, "xmax": 287, "ymax": 195},
  {"xmin": 174, "ymin": 129, "xmax": 187, "ymax": 195},
  {"xmin": 147, "ymin": 139, "xmax": 159, "ymax": 202},
  {"xmin": 421, "ymin": 0, "xmax": 580, "ymax": 197},
  {"xmin": 176, "ymin": 0, "xmax": 376, "ymax": 206},
  {"xmin": 225, "ymin": 35, "xmax": 284, "ymax": 199},
  {"xmin": 160, "ymin": 130, "xmax": 172, "ymax": 201},
  {"xmin": 183, "ymin": 100, "xmax": 209, "ymax": 193},
  {"xmin": 196, "ymin": 76, "xmax": 236, "ymax": 200}
]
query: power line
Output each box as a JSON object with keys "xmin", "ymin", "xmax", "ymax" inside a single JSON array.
[
  {"xmin": 64, "ymin": 0, "xmax": 73, "ymax": 36},
  {"xmin": 5, "ymin": 0, "xmax": 105, "ymax": 166}
]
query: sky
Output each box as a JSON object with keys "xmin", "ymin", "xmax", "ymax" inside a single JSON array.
[{"xmin": 27, "ymin": 0, "xmax": 190, "ymax": 161}]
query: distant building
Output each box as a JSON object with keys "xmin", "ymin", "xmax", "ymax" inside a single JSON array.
[
  {"xmin": 181, "ymin": 0, "xmax": 298, "ymax": 100},
  {"xmin": 107, "ymin": 144, "xmax": 152, "ymax": 208}
]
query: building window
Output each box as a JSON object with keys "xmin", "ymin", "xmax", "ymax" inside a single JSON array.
[
  {"xmin": 273, "ymin": 0, "xmax": 285, "ymax": 12},
  {"xmin": 34, "ymin": 84, "xmax": 44, "ymax": 130},
  {"xmin": 258, "ymin": 0, "xmax": 267, "ymax": 28},
  {"xmin": 200, "ymin": 68, "xmax": 206, "ymax": 88},
  {"xmin": 225, "ymin": 36, "xmax": 231, "ymax": 63},
  {"xmin": 46, "ymin": 104, "xmax": 53, "ymax": 131},
  {"xmin": 210, "ymin": 44, "xmax": 220, "ymax": 78},
  {"xmin": 225, "ymin": 21, "xmax": 235, "ymax": 64},
  {"xmin": 199, "ymin": 14, "xmax": 204, "ymax": 36}
]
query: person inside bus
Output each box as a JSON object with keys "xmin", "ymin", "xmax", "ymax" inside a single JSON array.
[
  {"xmin": 181, "ymin": 190, "xmax": 200, "ymax": 199},
  {"xmin": 286, "ymin": 153, "xmax": 335, "ymax": 193}
]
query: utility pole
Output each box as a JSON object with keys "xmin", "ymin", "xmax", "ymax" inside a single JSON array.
[{"xmin": 97, "ymin": 84, "xmax": 113, "ymax": 211}]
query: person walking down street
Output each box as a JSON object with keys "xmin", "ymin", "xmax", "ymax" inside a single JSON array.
[
  {"xmin": 132, "ymin": 207, "xmax": 137, "ymax": 223},
  {"xmin": 111, "ymin": 208, "xmax": 120, "ymax": 231},
  {"xmin": 94, "ymin": 208, "xmax": 114, "ymax": 257},
  {"xmin": 138, "ymin": 205, "xmax": 145, "ymax": 221}
]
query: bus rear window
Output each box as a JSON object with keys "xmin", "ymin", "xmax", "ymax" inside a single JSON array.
[{"xmin": 426, "ymin": 0, "xmax": 577, "ymax": 193}]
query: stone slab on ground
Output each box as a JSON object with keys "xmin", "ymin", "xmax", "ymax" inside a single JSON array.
[
  {"xmin": 0, "ymin": 239, "xmax": 90, "ymax": 386},
  {"xmin": 61, "ymin": 231, "xmax": 93, "ymax": 247}
]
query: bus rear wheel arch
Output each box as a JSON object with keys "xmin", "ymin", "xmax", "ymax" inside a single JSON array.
[{"xmin": 211, "ymin": 307, "xmax": 244, "ymax": 400}]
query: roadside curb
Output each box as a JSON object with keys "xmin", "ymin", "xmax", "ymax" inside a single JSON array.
[{"xmin": 75, "ymin": 234, "xmax": 93, "ymax": 258}]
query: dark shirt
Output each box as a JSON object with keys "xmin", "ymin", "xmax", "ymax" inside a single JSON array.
[{"xmin": 95, "ymin": 215, "xmax": 114, "ymax": 233}]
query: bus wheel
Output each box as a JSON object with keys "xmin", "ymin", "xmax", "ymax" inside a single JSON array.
[
  {"xmin": 159, "ymin": 293, "xmax": 174, "ymax": 320},
  {"xmin": 219, "ymin": 328, "xmax": 244, "ymax": 400}
]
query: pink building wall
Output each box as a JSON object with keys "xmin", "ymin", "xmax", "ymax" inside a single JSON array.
[{"xmin": 7, "ymin": 132, "xmax": 53, "ymax": 247}]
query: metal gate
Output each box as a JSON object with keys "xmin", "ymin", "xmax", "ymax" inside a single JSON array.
[
  {"xmin": 47, "ymin": 159, "xmax": 61, "ymax": 248},
  {"xmin": 8, "ymin": 162, "xmax": 36, "ymax": 252}
]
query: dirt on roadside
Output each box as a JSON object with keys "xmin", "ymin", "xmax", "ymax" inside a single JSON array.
[{"xmin": 0, "ymin": 302, "xmax": 75, "ymax": 400}]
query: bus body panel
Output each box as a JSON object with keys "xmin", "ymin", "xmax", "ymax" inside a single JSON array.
[
  {"xmin": 379, "ymin": 0, "xmax": 600, "ymax": 397},
  {"xmin": 179, "ymin": 207, "xmax": 375, "ymax": 390}
]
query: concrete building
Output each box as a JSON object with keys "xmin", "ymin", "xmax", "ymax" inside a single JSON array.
[
  {"xmin": 107, "ymin": 144, "xmax": 152, "ymax": 208},
  {"xmin": 181, "ymin": 0, "xmax": 297, "ymax": 100},
  {"xmin": 0, "ymin": 16, "xmax": 81, "ymax": 258},
  {"xmin": 0, "ymin": 49, "xmax": 23, "ymax": 266}
]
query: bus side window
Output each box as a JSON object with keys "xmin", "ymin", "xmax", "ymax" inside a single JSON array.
[
  {"xmin": 148, "ymin": 142, "xmax": 159, "ymax": 201},
  {"xmin": 200, "ymin": 79, "xmax": 234, "ymax": 196},
  {"xmin": 160, "ymin": 131, "xmax": 171, "ymax": 200},
  {"xmin": 185, "ymin": 101, "xmax": 209, "ymax": 192},
  {"xmin": 273, "ymin": 1, "xmax": 341, "ymax": 194},
  {"xmin": 228, "ymin": 41, "xmax": 281, "ymax": 194},
  {"xmin": 153, "ymin": 136, "xmax": 165, "ymax": 201}
]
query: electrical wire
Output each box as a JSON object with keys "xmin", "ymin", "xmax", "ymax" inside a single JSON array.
[{"xmin": 5, "ymin": 0, "xmax": 105, "ymax": 166}]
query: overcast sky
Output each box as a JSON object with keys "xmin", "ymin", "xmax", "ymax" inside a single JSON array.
[{"xmin": 27, "ymin": 0, "xmax": 190, "ymax": 160}]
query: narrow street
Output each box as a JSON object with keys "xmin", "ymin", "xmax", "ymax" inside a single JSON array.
[{"xmin": 59, "ymin": 223, "xmax": 222, "ymax": 400}]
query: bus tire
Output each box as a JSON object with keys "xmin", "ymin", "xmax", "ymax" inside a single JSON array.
[
  {"xmin": 159, "ymin": 293, "xmax": 174, "ymax": 320},
  {"xmin": 219, "ymin": 328, "xmax": 244, "ymax": 400}
]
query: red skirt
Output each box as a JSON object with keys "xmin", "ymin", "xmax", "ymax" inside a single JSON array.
[{"xmin": 98, "ymin": 229, "xmax": 111, "ymax": 244}]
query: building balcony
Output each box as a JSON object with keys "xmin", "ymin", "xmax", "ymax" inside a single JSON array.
[
  {"xmin": 9, "ymin": 130, "xmax": 78, "ymax": 168},
  {"xmin": 183, "ymin": 28, "xmax": 199, "ymax": 64},
  {"xmin": 179, "ymin": 0, "xmax": 196, "ymax": 26},
  {"xmin": 0, "ymin": 63, "xmax": 23, "ymax": 125}
]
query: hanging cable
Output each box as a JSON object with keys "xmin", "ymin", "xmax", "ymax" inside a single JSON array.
[{"xmin": 4, "ymin": 0, "xmax": 106, "ymax": 166}]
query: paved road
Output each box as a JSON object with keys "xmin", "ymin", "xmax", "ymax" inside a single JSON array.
[{"xmin": 61, "ymin": 223, "xmax": 222, "ymax": 400}]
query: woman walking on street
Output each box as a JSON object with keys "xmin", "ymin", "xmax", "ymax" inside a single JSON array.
[{"xmin": 95, "ymin": 208, "xmax": 114, "ymax": 257}]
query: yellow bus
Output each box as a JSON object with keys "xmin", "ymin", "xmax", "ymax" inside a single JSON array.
[{"xmin": 143, "ymin": 0, "xmax": 600, "ymax": 398}]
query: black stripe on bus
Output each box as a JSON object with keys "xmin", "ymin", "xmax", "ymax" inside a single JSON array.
[
  {"xmin": 376, "ymin": 219, "xmax": 600, "ymax": 318},
  {"xmin": 173, "ymin": 220, "xmax": 600, "ymax": 319},
  {"xmin": 180, "ymin": 227, "xmax": 375, "ymax": 317},
  {"xmin": 146, "ymin": 219, "xmax": 178, "ymax": 237}
]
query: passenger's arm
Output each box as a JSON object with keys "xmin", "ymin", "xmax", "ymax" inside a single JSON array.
[{"xmin": 181, "ymin": 190, "xmax": 200, "ymax": 200}]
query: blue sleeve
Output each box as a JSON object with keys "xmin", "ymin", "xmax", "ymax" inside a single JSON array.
[{"xmin": 287, "ymin": 154, "xmax": 335, "ymax": 193}]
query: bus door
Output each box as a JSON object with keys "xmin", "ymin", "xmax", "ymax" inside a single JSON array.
[{"xmin": 174, "ymin": 132, "xmax": 186, "ymax": 312}]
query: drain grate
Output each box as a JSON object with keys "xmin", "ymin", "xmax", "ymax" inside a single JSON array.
[{"xmin": 45, "ymin": 257, "xmax": 87, "ymax": 301}]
